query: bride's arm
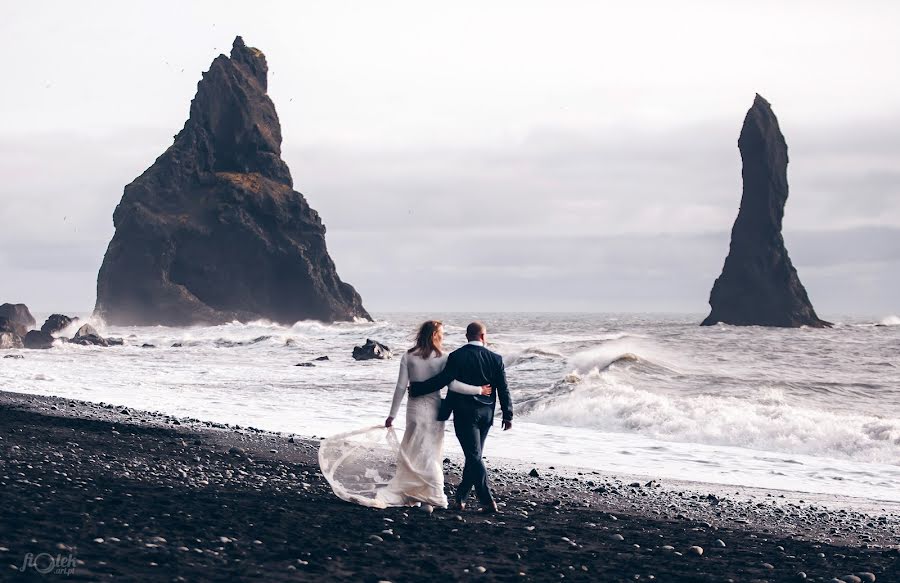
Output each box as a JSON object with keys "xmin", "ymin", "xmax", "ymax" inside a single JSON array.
[
  {"xmin": 448, "ymin": 380, "xmax": 490, "ymax": 395},
  {"xmin": 387, "ymin": 353, "xmax": 410, "ymax": 423}
]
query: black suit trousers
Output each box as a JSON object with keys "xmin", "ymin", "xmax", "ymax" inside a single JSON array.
[{"xmin": 453, "ymin": 402, "xmax": 494, "ymax": 505}]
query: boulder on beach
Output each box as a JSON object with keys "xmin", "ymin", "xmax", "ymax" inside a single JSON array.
[
  {"xmin": 94, "ymin": 36, "xmax": 371, "ymax": 327},
  {"xmin": 701, "ymin": 94, "xmax": 830, "ymax": 328},
  {"xmin": 23, "ymin": 330, "xmax": 54, "ymax": 350},
  {"xmin": 0, "ymin": 303, "xmax": 35, "ymax": 336},
  {"xmin": 70, "ymin": 324, "xmax": 110, "ymax": 347},
  {"xmin": 41, "ymin": 314, "xmax": 78, "ymax": 336},
  {"xmin": 0, "ymin": 331, "xmax": 24, "ymax": 349},
  {"xmin": 352, "ymin": 339, "xmax": 392, "ymax": 361}
]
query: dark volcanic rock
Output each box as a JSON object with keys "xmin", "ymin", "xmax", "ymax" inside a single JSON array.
[
  {"xmin": 41, "ymin": 314, "xmax": 78, "ymax": 336},
  {"xmin": 352, "ymin": 339, "xmax": 392, "ymax": 361},
  {"xmin": 0, "ymin": 317, "xmax": 26, "ymax": 338},
  {"xmin": 94, "ymin": 36, "xmax": 371, "ymax": 327},
  {"xmin": 23, "ymin": 330, "xmax": 54, "ymax": 349},
  {"xmin": 702, "ymin": 95, "xmax": 830, "ymax": 328},
  {"xmin": 70, "ymin": 324, "xmax": 109, "ymax": 347},
  {"xmin": 0, "ymin": 304, "xmax": 35, "ymax": 335},
  {"xmin": 0, "ymin": 332, "xmax": 23, "ymax": 349}
]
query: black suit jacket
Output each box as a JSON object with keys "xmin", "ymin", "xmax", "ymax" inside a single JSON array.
[{"xmin": 409, "ymin": 342, "xmax": 513, "ymax": 424}]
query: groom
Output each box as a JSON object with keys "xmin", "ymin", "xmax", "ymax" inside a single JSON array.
[{"xmin": 408, "ymin": 321, "xmax": 513, "ymax": 513}]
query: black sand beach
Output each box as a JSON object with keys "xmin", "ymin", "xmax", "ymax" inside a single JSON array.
[{"xmin": 1, "ymin": 390, "xmax": 897, "ymax": 582}]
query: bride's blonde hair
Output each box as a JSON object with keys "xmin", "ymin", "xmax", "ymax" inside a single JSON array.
[{"xmin": 409, "ymin": 320, "xmax": 443, "ymax": 358}]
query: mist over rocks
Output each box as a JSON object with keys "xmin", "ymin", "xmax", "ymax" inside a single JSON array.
[
  {"xmin": 94, "ymin": 36, "xmax": 370, "ymax": 327},
  {"xmin": 41, "ymin": 314, "xmax": 78, "ymax": 336},
  {"xmin": 702, "ymin": 95, "xmax": 830, "ymax": 328}
]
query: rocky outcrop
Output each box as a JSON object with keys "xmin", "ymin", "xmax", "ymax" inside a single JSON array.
[
  {"xmin": 352, "ymin": 339, "xmax": 392, "ymax": 361},
  {"xmin": 41, "ymin": 314, "xmax": 78, "ymax": 336},
  {"xmin": 702, "ymin": 95, "xmax": 830, "ymax": 328},
  {"xmin": 95, "ymin": 36, "xmax": 370, "ymax": 326},
  {"xmin": 23, "ymin": 330, "xmax": 54, "ymax": 350},
  {"xmin": 0, "ymin": 304, "xmax": 35, "ymax": 336},
  {"xmin": 70, "ymin": 324, "xmax": 109, "ymax": 347}
]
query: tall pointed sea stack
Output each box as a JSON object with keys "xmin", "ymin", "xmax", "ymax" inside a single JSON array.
[
  {"xmin": 701, "ymin": 94, "xmax": 829, "ymax": 328},
  {"xmin": 96, "ymin": 37, "xmax": 370, "ymax": 326}
]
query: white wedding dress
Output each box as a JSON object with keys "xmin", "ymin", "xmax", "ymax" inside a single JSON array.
[{"xmin": 318, "ymin": 351, "xmax": 482, "ymax": 509}]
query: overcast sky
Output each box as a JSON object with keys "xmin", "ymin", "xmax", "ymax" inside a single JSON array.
[{"xmin": 2, "ymin": 1, "xmax": 898, "ymax": 317}]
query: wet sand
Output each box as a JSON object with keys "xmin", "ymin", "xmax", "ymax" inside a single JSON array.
[{"xmin": 1, "ymin": 390, "xmax": 897, "ymax": 582}]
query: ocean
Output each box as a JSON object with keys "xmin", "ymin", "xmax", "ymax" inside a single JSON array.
[{"xmin": 3, "ymin": 312, "xmax": 898, "ymax": 503}]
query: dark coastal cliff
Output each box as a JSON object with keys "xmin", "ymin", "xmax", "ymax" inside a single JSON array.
[
  {"xmin": 702, "ymin": 95, "xmax": 829, "ymax": 328},
  {"xmin": 95, "ymin": 37, "xmax": 370, "ymax": 326}
]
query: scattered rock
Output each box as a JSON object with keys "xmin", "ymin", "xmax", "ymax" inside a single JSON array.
[
  {"xmin": 70, "ymin": 324, "xmax": 110, "ymax": 347},
  {"xmin": 352, "ymin": 339, "xmax": 392, "ymax": 361},
  {"xmin": 23, "ymin": 330, "xmax": 54, "ymax": 350},
  {"xmin": 294, "ymin": 362, "xmax": 315, "ymax": 367},
  {"xmin": 529, "ymin": 468, "xmax": 540, "ymax": 478},
  {"xmin": 141, "ymin": 344, "xmax": 156, "ymax": 348},
  {"xmin": 41, "ymin": 314, "xmax": 78, "ymax": 335},
  {"xmin": 313, "ymin": 356, "xmax": 329, "ymax": 361},
  {"xmin": 687, "ymin": 546, "xmax": 703, "ymax": 556},
  {"xmin": 0, "ymin": 303, "xmax": 35, "ymax": 333},
  {"xmin": 3, "ymin": 353, "xmax": 24, "ymax": 359}
]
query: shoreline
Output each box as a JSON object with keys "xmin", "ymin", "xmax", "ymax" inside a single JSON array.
[{"xmin": 2, "ymin": 390, "xmax": 898, "ymax": 581}]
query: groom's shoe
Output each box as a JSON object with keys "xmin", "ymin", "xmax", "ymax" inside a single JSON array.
[
  {"xmin": 479, "ymin": 501, "xmax": 499, "ymax": 515},
  {"xmin": 450, "ymin": 498, "xmax": 466, "ymax": 511}
]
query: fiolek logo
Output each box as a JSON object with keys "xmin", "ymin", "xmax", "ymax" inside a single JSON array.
[{"xmin": 19, "ymin": 550, "xmax": 77, "ymax": 575}]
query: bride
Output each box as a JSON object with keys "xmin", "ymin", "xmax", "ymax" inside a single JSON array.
[{"xmin": 377, "ymin": 320, "xmax": 491, "ymax": 511}]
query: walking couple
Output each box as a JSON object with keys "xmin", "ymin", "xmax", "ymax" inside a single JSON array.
[{"xmin": 380, "ymin": 320, "xmax": 514, "ymax": 513}]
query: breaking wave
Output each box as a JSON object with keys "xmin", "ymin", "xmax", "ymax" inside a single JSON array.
[{"xmin": 525, "ymin": 365, "xmax": 900, "ymax": 465}]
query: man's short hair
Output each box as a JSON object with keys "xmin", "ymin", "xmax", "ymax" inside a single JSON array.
[{"xmin": 466, "ymin": 321, "xmax": 486, "ymax": 341}]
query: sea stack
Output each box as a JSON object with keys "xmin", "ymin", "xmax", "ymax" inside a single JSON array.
[
  {"xmin": 701, "ymin": 94, "xmax": 830, "ymax": 328},
  {"xmin": 95, "ymin": 37, "xmax": 371, "ymax": 326}
]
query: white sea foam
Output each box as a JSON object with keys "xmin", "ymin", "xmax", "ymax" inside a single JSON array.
[
  {"xmin": 5, "ymin": 312, "xmax": 899, "ymax": 502},
  {"xmin": 879, "ymin": 315, "xmax": 900, "ymax": 326},
  {"xmin": 525, "ymin": 367, "xmax": 900, "ymax": 465}
]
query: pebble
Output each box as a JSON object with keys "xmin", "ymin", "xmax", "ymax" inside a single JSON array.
[
  {"xmin": 762, "ymin": 562, "xmax": 775, "ymax": 569},
  {"xmin": 714, "ymin": 539, "xmax": 726, "ymax": 547},
  {"xmin": 368, "ymin": 535, "xmax": 383, "ymax": 543},
  {"xmin": 475, "ymin": 566, "xmax": 487, "ymax": 574},
  {"xmin": 687, "ymin": 546, "xmax": 703, "ymax": 556},
  {"xmin": 839, "ymin": 576, "xmax": 861, "ymax": 583},
  {"xmin": 529, "ymin": 468, "xmax": 540, "ymax": 478},
  {"xmin": 611, "ymin": 534, "xmax": 624, "ymax": 541},
  {"xmin": 857, "ymin": 574, "xmax": 876, "ymax": 583}
]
